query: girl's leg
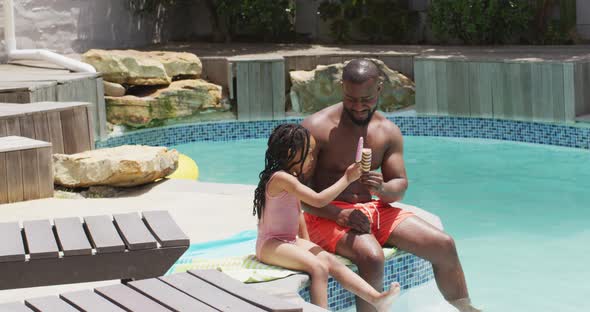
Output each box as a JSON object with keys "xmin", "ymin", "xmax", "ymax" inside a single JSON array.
[
  {"xmin": 296, "ymin": 238, "xmax": 401, "ymax": 312},
  {"xmin": 258, "ymin": 238, "xmax": 330, "ymax": 308}
]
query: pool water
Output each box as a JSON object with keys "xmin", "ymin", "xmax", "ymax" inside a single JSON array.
[{"xmin": 173, "ymin": 137, "xmax": 590, "ymax": 312}]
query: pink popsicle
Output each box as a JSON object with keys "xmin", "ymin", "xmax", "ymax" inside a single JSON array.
[{"xmin": 355, "ymin": 137, "xmax": 364, "ymax": 162}]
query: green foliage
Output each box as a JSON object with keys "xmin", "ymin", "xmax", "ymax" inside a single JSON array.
[
  {"xmin": 318, "ymin": 0, "xmax": 418, "ymax": 43},
  {"xmin": 214, "ymin": 0, "xmax": 295, "ymax": 41},
  {"xmin": 127, "ymin": 0, "xmax": 295, "ymax": 42},
  {"xmin": 429, "ymin": 0, "xmax": 533, "ymax": 44}
]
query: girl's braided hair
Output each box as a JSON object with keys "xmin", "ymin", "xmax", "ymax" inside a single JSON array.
[{"xmin": 253, "ymin": 123, "xmax": 311, "ymax": 219}]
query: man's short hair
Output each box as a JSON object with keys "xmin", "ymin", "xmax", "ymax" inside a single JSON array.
[{"xmin": 342, "ymin": 59, "xmax": 381, "ymax": 84}]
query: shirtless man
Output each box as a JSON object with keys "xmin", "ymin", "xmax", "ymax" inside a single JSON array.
[{"xmin": 301, "ymin": 59, "xmax": 480, "ymax": 312}]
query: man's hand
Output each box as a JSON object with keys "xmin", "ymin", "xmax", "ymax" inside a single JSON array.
[
  {"xmin": 359, "ymin": 171, "xmax": 384, "ymax": 195},
  {"xmin": 336, "ymin": 209, "xmax": 371, "ymax": 233}
]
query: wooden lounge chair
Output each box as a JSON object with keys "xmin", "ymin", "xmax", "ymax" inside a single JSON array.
[
  {"xmin": 0, "ymin": 210, "xmax": 189, "ymax": 290},
  {"xmin": 0, "ymin": 269, "xmax": 305, "ymax": 312}
]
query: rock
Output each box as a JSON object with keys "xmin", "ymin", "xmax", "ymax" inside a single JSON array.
[
  {"xmin": 53, "ymin": 145, "xmax": 179, "ymax": 187},
  {"xmin": 147, "ymin": 51, "xmax": 202, "ymax": 79},
  {"xmin": 106, "ymin": 79, "xmax": 223, "ymax": 127},
  {"xmin": 103, "ymin": 80, "xmax": 126, "ymax": 97},
  {"xmin": 289, "ymin": 59, "xmax": 415, "ymax": 113},
  {"xmin": 82, "ymin": 49, "xmax": 202, "ymax": 86}
]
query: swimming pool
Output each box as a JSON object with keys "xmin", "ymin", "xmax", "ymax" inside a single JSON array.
[{"xmin": 173, "ymin": 136, "xmax": 590, "ymax": 312}]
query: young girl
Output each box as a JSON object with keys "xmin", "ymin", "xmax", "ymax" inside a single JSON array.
[{"xmin": 253, "ymin": 123, "xmax": 400, "ymax": 311}]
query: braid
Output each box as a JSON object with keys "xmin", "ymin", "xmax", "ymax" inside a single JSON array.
[{"xmin": 253, "ymin": 124, "xmax": 310, "ymax": 219}]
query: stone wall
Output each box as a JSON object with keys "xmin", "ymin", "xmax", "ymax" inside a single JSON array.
[{"xmin": 0, "ymin": 0, "xmax": 182, "ymax": 56}]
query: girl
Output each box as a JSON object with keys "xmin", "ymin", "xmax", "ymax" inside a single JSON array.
[{"xmin": 253, "ymin": 123, "xmax": 400, "ymax": 311}]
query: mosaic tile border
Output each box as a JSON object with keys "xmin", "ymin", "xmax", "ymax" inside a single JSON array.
[
  {"xmin": 297, "ymin": 251, "xmax": 434, "ymax": 311},
  {"xmin": 97, "ymin": 116, "xmax": 590, "ymax": 150}
]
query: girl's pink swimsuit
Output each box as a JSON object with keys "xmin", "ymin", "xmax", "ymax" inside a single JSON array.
[{"xmin": 256, "ymin": 173, "xmax": 301, "ymax": 258}]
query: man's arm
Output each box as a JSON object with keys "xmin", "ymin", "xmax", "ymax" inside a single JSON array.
[{"xmin": 360, "ymin": 123, "xmax": 408, "ymax": 203}]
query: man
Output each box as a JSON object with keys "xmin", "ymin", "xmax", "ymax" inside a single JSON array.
[{"xmin": 301, "ymin": 59, "xmax": 480, "ymax": 312}]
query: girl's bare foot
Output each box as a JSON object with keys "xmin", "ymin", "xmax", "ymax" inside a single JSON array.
[{"xmin": 373, "ymin": 282, "xmax": 401, "ymax": 312}]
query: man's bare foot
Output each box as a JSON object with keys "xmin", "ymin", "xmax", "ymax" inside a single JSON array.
[{"xmin": 373, "ymin": 282, "xmax": 401, "ymax": 312}]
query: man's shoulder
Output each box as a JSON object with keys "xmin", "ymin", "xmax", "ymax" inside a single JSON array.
[
  {"xmin": 372, "ymin": 113, "xmax": 403, "ymax": 141},
  {"xmin": 301, "ymin": 104, "xmax": 340, "ymax": 131}
]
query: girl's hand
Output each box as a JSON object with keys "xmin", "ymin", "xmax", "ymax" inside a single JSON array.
[{"xmin": 345, "ymin": 162, "xmax": 362, "ymax": 183}]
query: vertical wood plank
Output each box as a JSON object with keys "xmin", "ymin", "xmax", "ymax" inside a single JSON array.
[
  {"xmin": 74, "ymin": 106, "xmax": 92, "ymax": 152},
  {"xmin": 47, "ymin": 111, "xmax": 64, "ymax": 154},
  {"xmin": 236, "ymin": 62, "xmax": 250, "ymax": 121},
  {"xmin": 0, "ymin": 122, "xmax": 7, "ymax": 203},
  {"xmin": 259, "ymin": 62, "xmax": 273, "ymax": 120},
  {"xmin": 491, "ymin": 62, "xmax": 507, "ymax": 119},
  {"xmin": 33, "ymin": 112, "xmax": 51, "ymax": 143},
  {"xmin": 6, "ymin": 117, "xmax": 21, "ymax": 136},
  {"xmin": 551, "ymin": 63, "xmax": 565, "ymax": 122},
  {"xmin": 19, "ymin": 115, "xmax": 36, "ymax": 140},
  {"xmin": 422, "ymin": 60, "xmax": 438, "ymax": 115},
  {"xmin": 6, "ymin": 150, "xmax": 23, "ymax": 203},
  {"xmin": 37, "ymin": 146, "xmax": 54, "ymax": 199},
  {"xmin": 573, "ymin": 62, "xmax": 585, "ymax": 116},
  {"xmin": 0, "ymin": 119, "xmax": 7, "ymax": 136},
  {"xmin": 95, "ymin": 77, "xmax": 108, "ymax": 140},
  {"xmin": 447, "ymin": 61, "xmax": 469, "ymax": 116},
  {"xmin": 467, "ymin": 63, "xmax": 482, "ymax": 117},
  {"xmin": 248, "ymin": 62, "xmax": 261, "ymax": 120},
  {"xmin": 272, "ymin": 60, "xmax": 286, "ymax": 119},
  {"xmin": 414, "ymin": 59, "xmax": 428, "ymax": 114},
  {"xmin": 434, "ymin": 60, "xmax": 448, "ymax": 115},
  {"xmin": 29, "ymin": 84, "xmax": 57, "ymax": 102},
  {"xmin": 519, "ymin": 63, "xmax": 533, "ymax": 121},
  {"xmin": 0, "ymin": 152, "xmax": 7, "ymax": 203},
  {"xmin": 539, "ymin": 63, "xmax": 554, "ymax": 121},
  {"xmin": 86, "ymin": 106, "xmax": 95, "ymax": 150},
  {"xmin": 501, "ymin": 63, "xmax": 516, "ymax": 119},
  {"xmin": 20, "ymin": 148, "xmax": 40, "ymax": 201},
  {"xmin": 564, "ymin": 63, "xmax": 575, "ymax": 121}
]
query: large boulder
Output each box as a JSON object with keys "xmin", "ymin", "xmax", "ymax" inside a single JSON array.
[
  {"xmin": 289, "ymin": 59, "xmax": 415, "ymax": 113},
  {"xmin": 53, "ymin": 145, "xmax": 179, "ymax": 187},
  {"xmin": 82, "ymin": 49, "xmax": 202, "ymax": 86},
  {"xmin": 106, "ymin": 79, "xmax": 223, "ymax": 127}
]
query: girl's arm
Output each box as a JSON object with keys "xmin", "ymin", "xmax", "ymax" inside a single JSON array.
[
  {"xmin": 298, "ymin": 211, "xmax": 310, "ymax": 240},
  {"xmin": 273, "ymin": 163, "xmax": 361, "ymax": 208}
]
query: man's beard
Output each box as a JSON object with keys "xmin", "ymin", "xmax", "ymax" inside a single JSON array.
[{"xmin": 344, "ymin": 105, "xmax": 377, "ymax": 126}]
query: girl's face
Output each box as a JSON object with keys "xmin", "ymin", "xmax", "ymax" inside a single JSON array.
[{"xmin": 287, "ymin": 135, "xmax": 316, "ymax": 177}]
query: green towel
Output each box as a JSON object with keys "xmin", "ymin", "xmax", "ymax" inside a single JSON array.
[{"xmin": 170, "ymin": 248, "xmax": 397, "ymax": 283}]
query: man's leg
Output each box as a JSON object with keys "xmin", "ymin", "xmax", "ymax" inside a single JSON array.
[
  {"xmin": 335, "ymin": 231, "xmax": 384, "ymax": 312},
  {"xmin": 387, "ymin": 216, "xmax": 479, "ymax": 311}
]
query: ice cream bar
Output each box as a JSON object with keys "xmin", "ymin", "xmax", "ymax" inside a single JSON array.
[
  {"xmin": 361, "ymin": 148, "xmax": 372, "ymax": 172},
  {"xmin": 355, "ymin": 137, "xmax": 364, "ymax": 163}
]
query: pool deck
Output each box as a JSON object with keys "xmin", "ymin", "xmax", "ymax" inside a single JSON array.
[{"xmin": 0, "ymin": 179, "xmax": 441, "ymax": 308}]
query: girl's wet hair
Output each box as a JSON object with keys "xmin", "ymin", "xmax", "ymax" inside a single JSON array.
[{"xmin": 253, "ymin": 123, "xmax": 311, "ymax": 219}]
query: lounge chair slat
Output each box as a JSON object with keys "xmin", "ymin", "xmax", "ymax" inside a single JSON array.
[
  {"xmin": 95, "ymin": 284, "xmax": 171, "ymax": 312},
  {"xmin": 54, "ymin": 217, "xmax": 92, "ymax": 256},
  {"xmin": 0, "ymin": 302, "xmax": 33, "ymax": 312},
  {"xmin": 159, "ymin": 272, "xmax": 265, "ymax": 312},
  {"xmin": 23, "ymin": 220, "xmax": 59, "ymax": 259},
  {"xmin": 60, "ymin": 290, "xmax": 126, "ymax": 312},
  {"xmin": 0, "ymin": 222, "xmax": 26, "ymax": 262},
  {"xmin": 113, "ymin": 213, "xmax": 157, "ymax": 251},
  {"xmin": 189, "ymin": 270, "xmax": 302, "ymax": 312},
  {"xmin": 128, "ymin": 278, "xmax": 218, "ymax": 312},
  {"xmin": 25, "ymin": 295, "xmax": 79, "ymax": 312},
  {"xmin": 83, "ymin": 215, "xmax": 125, "ymax": 254},
  {"xmin": 142, "ymin": 211, "xmax": 189, "ymax": 247}
]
